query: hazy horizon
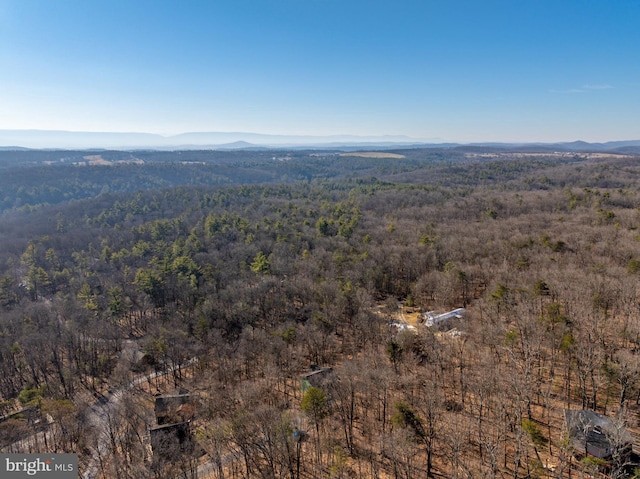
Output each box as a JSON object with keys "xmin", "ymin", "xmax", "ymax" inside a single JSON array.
[
  {"xmin": 2, "ymin": 128, "xmax": 640, "ymax": 150},
  {"xmin": 1, "ymin": 1, "xmax": 639, "ymax": 143}
]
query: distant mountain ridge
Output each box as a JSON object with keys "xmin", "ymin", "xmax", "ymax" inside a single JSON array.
[
  {"xmin": 0, "ymin": 130, "xmax": 432, "ymax": 150},
  {"xmin": 0, "ymin": 129, "xmax": 639, "ymax": 152}
]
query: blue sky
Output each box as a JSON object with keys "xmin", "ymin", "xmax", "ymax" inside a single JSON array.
[{"xmin": 0, "ymin": 0, "xmax": 638, "ymax": 142}]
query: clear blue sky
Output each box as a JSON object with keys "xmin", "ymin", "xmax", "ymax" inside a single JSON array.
[{"xmin": 1, "ymin": 0, "xmax": 639, "ymax": 142}]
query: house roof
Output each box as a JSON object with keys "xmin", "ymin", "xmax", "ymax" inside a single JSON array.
[
  {"xmin": 301, "ymin": 367, "xmax": 333, "ymax": 380},
  {"xmin": 564, "ymin": 410, "xmax": 633, "ymax": 458},
  {"xmin": 424, "ymin": 308, "xmax": 465, "ymax": 327}
]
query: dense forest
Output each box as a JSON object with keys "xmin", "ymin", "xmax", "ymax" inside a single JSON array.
[{"xmin": 1, "ymin": 147, "xmax": 640, "ymax": 478}]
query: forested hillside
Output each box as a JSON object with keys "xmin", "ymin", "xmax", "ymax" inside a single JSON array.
[{"xmin": 1, "ymin": 149, "xmax": 640, "ymax": 478}]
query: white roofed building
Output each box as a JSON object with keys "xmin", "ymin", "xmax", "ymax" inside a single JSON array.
[{"xmin": 424, "ymin": 308, "xmax": 465, "ymax": 328}]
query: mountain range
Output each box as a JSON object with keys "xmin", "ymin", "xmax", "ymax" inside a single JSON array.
[
  {"xmin": 1, "ymin": 129, "xmax": 640, "ymax": 153},
  {"xmin": 0, "ymin": 130, "xmax": 435, "ymax": 150}
]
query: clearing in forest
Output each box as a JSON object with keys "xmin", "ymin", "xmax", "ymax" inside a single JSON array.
[{"xmin": 339, "ymin": 152, "xmax": 406, "ymax": 159}]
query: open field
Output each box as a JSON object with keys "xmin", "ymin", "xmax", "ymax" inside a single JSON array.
[{"xmin": 340, "ymin": 152, "xmax": 406, "ymax": 159}]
